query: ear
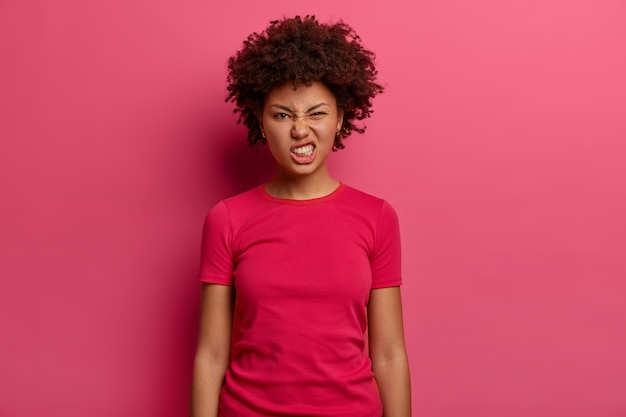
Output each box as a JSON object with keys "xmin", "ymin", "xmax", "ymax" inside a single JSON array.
[
  {"xmin": 259, "ymin": 123, "xmax": 266, "ymax": 139},
  {"xmin": 336, "ymin": 111, "xmax": 344, "ymax": 133}
]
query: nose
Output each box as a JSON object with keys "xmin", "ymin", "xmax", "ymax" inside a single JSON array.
[{"xmin": 291, "ymin": 116, "xmax": 309, "ymax": 139}]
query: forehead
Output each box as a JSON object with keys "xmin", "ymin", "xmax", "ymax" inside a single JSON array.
[{"xmin": 264, "ymin": 81, "xmax": 337, "ymax": 109}]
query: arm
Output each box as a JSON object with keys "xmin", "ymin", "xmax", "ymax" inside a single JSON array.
[
  {"xmin": 190, "ymin": 283, "xmax": 235, "ymax": 417},
  {"xmin": 368, "ymin": 286, "xmax": 411, "ymax": 417}
]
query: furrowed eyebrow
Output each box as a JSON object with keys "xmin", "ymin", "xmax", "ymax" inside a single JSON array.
[{"xmin": 270, "ymin": 103, "xmax": 330, "ymax": 113}]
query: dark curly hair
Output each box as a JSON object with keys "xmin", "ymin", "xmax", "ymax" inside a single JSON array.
[{"xmin": 226, "ymin": 15, "xmax": 384, "ymax": 151}]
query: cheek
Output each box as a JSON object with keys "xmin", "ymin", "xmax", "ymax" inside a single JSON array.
[
  {"xmin": 265, "ymin": 128, "xmax": 290, "ymax": 147},
  {"xmin": 321, "ymin": 121, "xmax": 340, "ymax": 138},
  {"xmin": 264, "ymin": 133, "xmax": 288, "ymax": 159},
  {"xmin": 262, "ymin": 123, "xmax": 280, "ymax": 141}
]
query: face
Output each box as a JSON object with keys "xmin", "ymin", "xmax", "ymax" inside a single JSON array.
[{"xmin": 260, "ymin": 81, "xmax": 343, "ymax": 180}]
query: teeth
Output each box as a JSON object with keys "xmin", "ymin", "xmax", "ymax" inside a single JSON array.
[{"xmin": 292, "ymin": 144, "xmax": 314, "ymax": 156}]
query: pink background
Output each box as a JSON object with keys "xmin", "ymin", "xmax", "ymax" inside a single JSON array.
[{"xmin": 1, "ymin": 1, "xmax": 625, "ymax": 416}]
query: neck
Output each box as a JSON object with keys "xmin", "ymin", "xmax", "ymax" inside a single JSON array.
[{"xmin": 265, "ymin": 168, "xmax": 339, "ymax": 200}]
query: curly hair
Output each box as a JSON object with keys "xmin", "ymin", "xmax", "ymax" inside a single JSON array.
[{"xmin": 226, "ymin": 15, "xmax": 384, "ymax": 151}]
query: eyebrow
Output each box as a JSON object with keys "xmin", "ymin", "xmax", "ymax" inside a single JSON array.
[{"xmin": 269, "ymin": 103, "xmax": 330, "ymax": 113}]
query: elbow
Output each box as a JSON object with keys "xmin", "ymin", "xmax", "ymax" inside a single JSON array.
[
  {"xmin": 370, "ymin": 345, "xmax": 409, "ymax": 370},
  {"xmin": 194, "ymin": 345, "xmax": 231, "ymax": 372},
  {"xmin": 195, "ymin": 352, "xmax": 230, "ymax": 368}
]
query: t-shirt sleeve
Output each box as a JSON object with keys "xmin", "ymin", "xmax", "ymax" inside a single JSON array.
[
  {"xmin": 198, "ymin": 201, "xmax": 235, "ymax": 285},
  {"xmin": 370, "ymin": 200, "xmax": 403, "ymax": 288}
]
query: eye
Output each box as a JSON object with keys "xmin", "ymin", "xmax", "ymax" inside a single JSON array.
[
  {"xmin": 273, "ymin": 113, "xmax": 291, "ymax": 120},
  {"xmin": 308, "ymin": 111, "xmax": 327, "ymax": 120}
]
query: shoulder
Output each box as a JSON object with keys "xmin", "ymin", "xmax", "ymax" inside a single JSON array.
[
  {"xmin": 204, "ymin": 186, "xmax": 265, "ymax": 226},
  {"xmin": 221, "ymin": 185, "xmax": 263, "ymax": 207},
  {"xmin": 340, "ymin": 184, "xmax": 398, "ymax": 217},
  {"xmin": 209, "ymin": 185, "xmax": 265, "ymax": 214},
  {"xmin": 341, "ymin": 184, "xmax": 382, "ymax": 203}
]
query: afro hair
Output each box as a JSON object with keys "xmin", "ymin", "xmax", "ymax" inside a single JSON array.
[{"xmin": 226, "ymin": 15, "xmax": 384, "ymax": 150}]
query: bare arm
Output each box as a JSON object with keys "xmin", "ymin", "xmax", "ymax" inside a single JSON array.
[
  {"xmin": 190, "ymin": 283, "xmax": 235, "ymax": 417},
  {"xmin": 368, "ymin": 286, "xmax": 411, "ymax": 417}
]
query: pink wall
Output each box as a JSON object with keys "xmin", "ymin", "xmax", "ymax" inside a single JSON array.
[{"xmin": 1, "ymin": 1, "xmax": 625, "ymax": 416}]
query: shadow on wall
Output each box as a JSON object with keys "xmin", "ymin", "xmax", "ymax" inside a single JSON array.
[
  {"xmin": 154, "ymin": 120, "xmax": 276, "ymax": 415},
  {"xmin": 202, "ymin": 123, "xmax": 276, "ymax": 201}
]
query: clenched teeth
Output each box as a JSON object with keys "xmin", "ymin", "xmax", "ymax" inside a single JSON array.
[{"xmin": 292, "ymin": 144, "xmax": 315, "ymax": 156}]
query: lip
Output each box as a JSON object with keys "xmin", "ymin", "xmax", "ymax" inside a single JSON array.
[
  {"xmin": 289, "ymin": 141, "xmax": 316, "ymax": 153},
  {"xmin": 290, "ymin": 141, "xmax": 316, "ymax": 164}
]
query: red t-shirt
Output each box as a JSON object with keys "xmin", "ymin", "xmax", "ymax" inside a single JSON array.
[{"xmin": 198, "ymin": 183, "xmax": 402, "ymax": 417}]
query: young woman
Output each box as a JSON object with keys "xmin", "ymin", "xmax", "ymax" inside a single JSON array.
[{"xmin": 191, "ymin": 16, "xmax": 411, "ymax": 417}]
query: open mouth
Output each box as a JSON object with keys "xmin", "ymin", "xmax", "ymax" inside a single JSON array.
[{"xmin": 291, "ymin": 144, "xmax": 315, "ymax": 157}]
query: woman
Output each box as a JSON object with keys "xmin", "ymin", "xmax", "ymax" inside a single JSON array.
[{"xmin": 191, "ymin": 16, "xmax": 411, "ymax": 417}]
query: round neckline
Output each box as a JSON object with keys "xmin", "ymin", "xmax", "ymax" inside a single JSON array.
[{"xmin": 257, "ymin": 182, "xmax": 345, "ymax": 205}]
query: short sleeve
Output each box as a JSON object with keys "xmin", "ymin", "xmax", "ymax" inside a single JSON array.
[
  {"xmin": 370, "ymin": 200, "xmax": 403, "ymax": 288},
  {"xmin": 198, "ymin": 201, "xmax": 235, "ymax": 285}
]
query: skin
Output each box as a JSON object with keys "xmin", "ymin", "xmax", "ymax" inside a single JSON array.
[
  {"xmin": 368, "ymin": 287, "xmax": 412, "ymax": 417},
  {"xmin": 260, "ymin": 80, "xmax": 343, "ymax": 200},
  {"xmin": 190, "ymin": 284, "xmax": 234, "ymax": 417},
  {"xmin": 190, "ymin": 80, "xmax": 411, "ymax": 417}
]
